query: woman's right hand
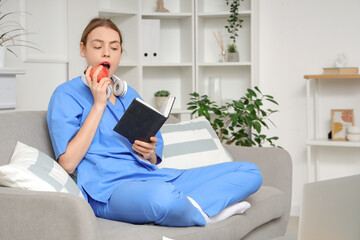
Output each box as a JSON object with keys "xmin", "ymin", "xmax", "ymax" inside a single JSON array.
[
  {"xmin": 85, "ymin": 65, "xmax": 112, "ymax": 109},
  {"xmin": 58, "ymin": 66, "xmax": 112, "ymax": 174}
]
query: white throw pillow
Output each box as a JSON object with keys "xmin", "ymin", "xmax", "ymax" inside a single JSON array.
[
  {"xmin": 158, "ymin": 116, "xmax": 233, "ymax": 169},
  {"xmin": 0, "ymin": 141, "xmax": 83, "ymax": 199}
]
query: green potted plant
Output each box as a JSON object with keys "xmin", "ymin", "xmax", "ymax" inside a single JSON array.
[
  {"xmin": 0, "ymin": 0, "xmax": 40, "ymax": 66},
  {"xmin": 187, "ymin": 87, "xmax": 280, "ymax": 147},
  {"xmin": 224, "ymin": 0, "xmax": 244, "ymax": 62},
  {"xmin": 154, "ymin": 90, "xmax": 170, "ymax": 109},
  {"xmin": 226, "ymin": 44, "xmax": 239, "ymax": 62}
]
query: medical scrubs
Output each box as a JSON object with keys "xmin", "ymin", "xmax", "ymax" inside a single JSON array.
[{"xmin": 47, "ymin": 76, "xmax": 263, "ymax": 227}]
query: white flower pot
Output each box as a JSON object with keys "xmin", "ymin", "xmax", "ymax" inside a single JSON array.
[
  {"xmin": 226, "ymin": 52, "xmax": 239, "ymax": 62},
  {"xmin": 0, "ymin": 46, "xmax": 6, "ymax": 67},
  {"xmin": 155, "ymin": 96, "xmax": 168, "ymax": 109}
]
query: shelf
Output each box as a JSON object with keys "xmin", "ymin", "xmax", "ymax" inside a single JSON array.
[
  {"xmin": 98, "ymin": 0, "xmax": 254, "ymax": 115},
  {"xmin": 172, "ymin": 108, "xmax": 192, "ymax": 114},
  {"xmin": 0, "ymin": 67, "xmax": 26, "ymax": 75},
  {"xmin": 199, "ymin": 62, "xmax": 251, "ymax": 67},
  {"xmin": 307, "ymin": 139, "xmax": 360, "ymax": 147},
  {"xmin": 143, "ymin": 63, "xmax": 192, "ymax": 67},
  {"xmin": 304, "ymin": 74, "xmax": 360, "ymax": 79},
  {"xmin": 142, "ymin": 13, "xmax": 192, "ymax": 19},
  {"xmin": 99, "ymin": 9, "xmax": 137, "ymax": 17},
  {"xmin": 198, "ymin": 10, "xmax": 251, "ymax": 18}
]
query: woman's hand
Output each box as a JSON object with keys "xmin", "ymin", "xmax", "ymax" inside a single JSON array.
[
  {"xmin": 85, "ymin": 65, "xmax": 112, "ymax": 109},
  {"xmin": 132, "ymin": 137, "xmax": 158, "ymax": 164}
]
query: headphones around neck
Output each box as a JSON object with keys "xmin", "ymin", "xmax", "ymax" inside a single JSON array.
[{"xmin": 81, "ymin": 74, "xmax": 127, "ymax": 98}]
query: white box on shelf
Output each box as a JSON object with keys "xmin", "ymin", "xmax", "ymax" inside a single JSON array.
[
  {"xmin": 0, "ymin": 68, "xmax": 26, "ymax": 109},
  {"xmin": 0, "ymin": 75, "xmax": 16, "ymax": 109},
  {"xmin": 142, "ymin": 19, "xmax": 160, "ymax": 64}
]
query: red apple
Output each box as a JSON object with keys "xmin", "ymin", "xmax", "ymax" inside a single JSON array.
[{"xmin": 89, "ymin": 65, "xmax": 109, "ymax": 83}]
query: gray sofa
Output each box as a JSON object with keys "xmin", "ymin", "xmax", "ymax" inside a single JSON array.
[{"xmin": 0, "ymin": 111, "xmax": 292, "ymax": 240}]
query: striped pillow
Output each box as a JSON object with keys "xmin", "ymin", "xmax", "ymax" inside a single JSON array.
[
  {"xmin": 0, "ymin": 141, "xmax": 83, "ymax": 199},
  {"xmin": 158, "ymin": 116, "xmax": 233, "ymax": 169}
]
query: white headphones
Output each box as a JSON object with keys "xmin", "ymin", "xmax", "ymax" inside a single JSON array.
[{"xmin": 81, "ymin": 74, "xmax": 127, "ymax": 98}]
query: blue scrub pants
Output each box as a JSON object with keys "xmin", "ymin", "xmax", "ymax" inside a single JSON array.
[{"xmin": 88, "ymin": 161, "xmax": 262, "ymax": 227}]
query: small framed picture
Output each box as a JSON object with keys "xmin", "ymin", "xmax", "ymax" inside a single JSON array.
[{"xmin": 331, "ymin": 109, "xmax": 354, "ymax": 141}]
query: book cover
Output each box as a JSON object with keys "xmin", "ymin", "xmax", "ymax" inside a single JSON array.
[
  {"xmin": 323, "ymin": 67, "xmax": 359, "ymax": 75},
  {"xmin": 113, "ymin": 97, "xmax": 175, "ymax": 143}
]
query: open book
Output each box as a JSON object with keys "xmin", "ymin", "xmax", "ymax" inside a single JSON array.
[{"xmin": 113, "ymin": 96, "xmax": 176, "ymax": 142}]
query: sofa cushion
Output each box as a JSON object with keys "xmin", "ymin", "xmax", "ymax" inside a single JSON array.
[
  {"xmin": 158, "ymin": 116, "xmax": 233, "ymax": 169},
  {"xmin": 0, "ymin": 141, "xmax": 83, "ymax": 198},
  {"xmin": 96, "ymin": 186, "xmax": 286, "ymax": 240}
]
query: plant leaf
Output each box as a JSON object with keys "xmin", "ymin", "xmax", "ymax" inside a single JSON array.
[{"xmin": 253, "ymin": 121, "xmax": 261, "ymax": 133}]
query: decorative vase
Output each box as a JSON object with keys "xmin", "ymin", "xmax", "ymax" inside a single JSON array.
[
  {"xmin": 219, "ymin": 51, "xmax": 226, "ymax": 63},
  {"xmin": 208, "ymin": 77, "xmax": 222, "ymax": 106},
  {"xmin": 156, "ymin": 0, "xmax": 169, "ymax": 12},
  {"xmin": 155, "ymin": 96, "xmax": 168, "ymax": 109},
  {"xmin": 226, "ymin": 52, "xmax": 239, "ymax": 62},
  {"xmin": 0, "ymin": 46, "xmax": 6, "ymax": 67}
]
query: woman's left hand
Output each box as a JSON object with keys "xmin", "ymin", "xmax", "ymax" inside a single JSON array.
[{"xmin": 132, "ymin": 137, "xmax": 158, "ymax": 164}]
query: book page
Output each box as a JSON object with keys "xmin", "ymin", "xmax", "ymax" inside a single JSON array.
[
  {"xmin": 135, "ymin": 97, "xmax": 175, "ymax": 117},
  {"xmin": 159, "ymin": 96, "xmax": 176, "ymax": 117},
  {"xmin": 135, "ymin": 98, "xmax": 161, "ymax": 115}
]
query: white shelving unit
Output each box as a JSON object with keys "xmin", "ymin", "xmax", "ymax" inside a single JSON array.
[
  {"xmin": 196, "ymin": 0, "xmax": 256, "ymax": 103},
  {"xmin": 98, "ymin": 0, "xmax": 257, "ymax": 119},
  {"xmin": 304, "ymin": 74, "xmax": 360, "ymax": 182}
]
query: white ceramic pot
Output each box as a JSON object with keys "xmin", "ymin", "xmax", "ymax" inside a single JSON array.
[
  {"xmin": 347, "ymin": 126, "xmax": 360, "ymax": 134},
  {"xmin": 155, "ymin": 96, "xmax": 168, "ymax": 109},
  {"xmin": 346, "ymin": 133, "xmax": 360, "ymax": 142},
  {"xmin": 226, "ymin": 52, "xmax": 239, "ymax": 62},
  {"xmin": 0, "ymin": 46, "xmax": 6, "ymax": 67}
]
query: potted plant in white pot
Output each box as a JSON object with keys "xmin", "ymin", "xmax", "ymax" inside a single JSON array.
[
  {"xmin": 0, "ymin": 0, "xmax": 40, "ymax": 66},
  {"xmin": 225, "ymin": 0, "xmax": 244, "ymax": 62},
  {"xmin": 226, "ymin": 44, "xmax": 239, "ymax": 62},
  {"xmin": 154, "ymin": 90, "xmax": 170, "ymax": 109}
]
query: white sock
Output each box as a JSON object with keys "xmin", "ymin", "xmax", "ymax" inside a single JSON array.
[
  {"xmin": 187, "ymin": 196, "xmax": 251, "ymax": 224},
  {"xmin": 207, "ymin": 201, "xmax": 251, "ymax": 224}
]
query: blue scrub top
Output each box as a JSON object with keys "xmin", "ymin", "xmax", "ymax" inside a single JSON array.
[{"xmin": 47, "ymin": 76, "xmax": 182, "ymax": 203}]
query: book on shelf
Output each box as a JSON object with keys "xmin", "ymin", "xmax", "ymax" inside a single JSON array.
[
  {"xmin": 113, "ymin": 96, "xmax": 176, "ymax": 143},
  {"xmin": 322, "ymin": 67, "xmax": 359, "ymax": 75}
]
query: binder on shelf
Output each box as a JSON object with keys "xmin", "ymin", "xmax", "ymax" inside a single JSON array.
[{"xmin": 142, "ymin": 19, "xmax": 160, "ymax": 64}]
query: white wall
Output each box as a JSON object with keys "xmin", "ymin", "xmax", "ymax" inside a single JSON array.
[
  {"xmin": 1, "ymin": 0, "xmax": 97, "ymax": 112},
  {"xmin": 259, "ymin": 0, "xmax": 360, "ymax": 215}
]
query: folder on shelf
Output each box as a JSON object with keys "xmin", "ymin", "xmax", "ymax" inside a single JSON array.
[{"xmin": 142, "ymin": 19, "xmax": 160, "ymax": 64}]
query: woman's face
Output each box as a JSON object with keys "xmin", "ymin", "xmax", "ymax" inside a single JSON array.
[{"xmin": 80, "ymin": 26, "xmax": 122, "ymax": 78}]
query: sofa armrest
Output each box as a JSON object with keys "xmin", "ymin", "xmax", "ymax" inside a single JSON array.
[
  {"xmin": 0, "ymin": 187, "xmax": 100, "ymax": 240},
  {"xmin": 223, "ymin": 145, "xmax": 292, "ymax": 199}
]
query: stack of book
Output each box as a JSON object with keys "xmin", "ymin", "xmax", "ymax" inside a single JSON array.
[{"xmin": 323, "ymin": 67, "xmax": 359, "ymax": 75}]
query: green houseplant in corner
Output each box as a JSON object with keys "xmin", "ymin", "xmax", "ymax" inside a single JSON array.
[
  {"xmin": 225, "ymin": 0, "xmax": 244, "ymax": 62},
  {"xmin": 187, "ymin": 86, "xmax": 280, "ymax": 147}
]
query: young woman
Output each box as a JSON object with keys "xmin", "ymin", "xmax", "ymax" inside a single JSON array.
[{"xmin": 47, "ymin": 18, "xmax": 263, "ymax": 227}]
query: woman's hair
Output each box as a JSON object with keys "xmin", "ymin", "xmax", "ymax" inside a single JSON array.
[{"xmin": 81, "ymin": 18, "xmax": 123, "ymax": 51}]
